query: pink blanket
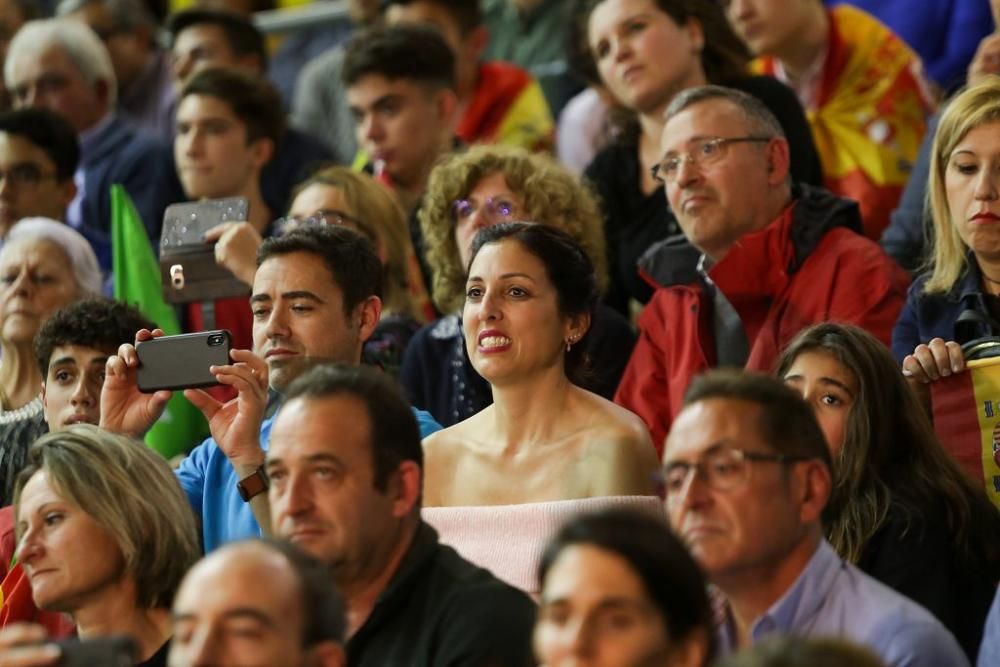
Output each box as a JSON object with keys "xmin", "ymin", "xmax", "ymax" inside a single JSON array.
[{"xmin": 422, "ymin": 496, "xmax": 666, "ymax": 595}]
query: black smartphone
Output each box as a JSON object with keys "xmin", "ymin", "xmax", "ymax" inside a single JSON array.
[
  {"xmin": 55, "ymin": 636, "xmax": 136, "ymax": 667},
  {"xmin": 136, "ymin": 330, "xmax": 233, "ymax": 393}
]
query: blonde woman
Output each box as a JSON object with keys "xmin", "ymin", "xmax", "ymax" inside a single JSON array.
[
  {"xmin": 4, "ymin": 425, "xmax": 199, "ymax": 665},
  {"xmin": 893, "ymin": 77, "xmax": 1000, "ymax": 378}
]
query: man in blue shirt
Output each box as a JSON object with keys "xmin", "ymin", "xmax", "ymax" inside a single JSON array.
[
  {"xmin": 101, "ymin": 224, "xmax": 440, "ymax": 552},
  {"xmin": 662, "ymin": 370, "xmax": 968, "ymax": 667}
]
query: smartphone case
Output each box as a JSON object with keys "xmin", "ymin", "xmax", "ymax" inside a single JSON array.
[
  {"xmin": 159, "ymin": 198, "xmax": 252, "ymax": 304},
  {"xmin": 136, "ymin": 330, "xmax": 233, "ymax": 392},
  {"xmin": 55, "ymin": 636, "xmax": 136, "ymax": 667}
]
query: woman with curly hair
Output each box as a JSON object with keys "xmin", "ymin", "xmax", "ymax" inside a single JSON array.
[
  {"xmin": 400, "ymin": 144, "xmax": 637, "ymax": 427},
  {"xmin": 777, "ymin": 323, "xmax": 1000, "ymax": 660}
]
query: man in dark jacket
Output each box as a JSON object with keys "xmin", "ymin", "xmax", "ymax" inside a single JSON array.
[
  {"xmin": 266, "ymin": 364, "xmax": 536, "ymax": 666},
  {"xmin": 615, "ymin": 85, "xmax": 910, "ymax": 452}
]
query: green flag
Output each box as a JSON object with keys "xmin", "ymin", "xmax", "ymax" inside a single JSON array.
[{"xmin": 111, "ymin": 185, "xmax": 208, "ymax": 459}]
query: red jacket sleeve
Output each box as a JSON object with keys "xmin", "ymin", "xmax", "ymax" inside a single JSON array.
[{"xmin": 614, "ymin": 291, "xmax": 674, "ymax": 456}]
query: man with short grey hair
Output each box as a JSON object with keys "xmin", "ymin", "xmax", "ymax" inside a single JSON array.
[
  {"xmin": 4, "ymin": 18, "xmax": 182, "ymax": 277},
  {"xmin": 614, "ymin": 85, "xmax": 910, "ymax": 450},
  {"xmin": 58, "ymin": 0, "xmax": 175, "ymax": 139}
]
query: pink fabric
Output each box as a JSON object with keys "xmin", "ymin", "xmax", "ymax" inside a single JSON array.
[{"xmin": 422, "ymin": 496, "xmax": 665, "ymax": 596}]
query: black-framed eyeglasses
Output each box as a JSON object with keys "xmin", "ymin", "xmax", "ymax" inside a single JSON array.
[
  {"xmin": 275, "ymin": 209, "xmax": 376, "ymax": 242},
  {"xmin": 0, "ymin": 163, "xmax": 56, "ymax": 188},
  {"xmin": 451, "ymin": 196, "xmax": 521, "ymax": 225},
  {"xmin": 651, "ymin": 136, "xmax": 772, "ymax": 184},
  {"xmin": 656, "ymin": 446, "xmax": 813, "ymax": 501}
]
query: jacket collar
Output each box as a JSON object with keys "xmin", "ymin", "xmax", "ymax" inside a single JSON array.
[{"xmin": 641, "ymin": 183, "xmax": 862, "ymax": 291}]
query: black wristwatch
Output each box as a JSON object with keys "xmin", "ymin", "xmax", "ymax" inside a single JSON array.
[{"xmin": 237, "ymin": 465, "xmax": 269, "ymax": 502}]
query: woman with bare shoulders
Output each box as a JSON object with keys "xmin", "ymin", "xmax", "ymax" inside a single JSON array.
[{"xmin": 422, "ymin": 222, "xmax": 658, "ymax": 508}]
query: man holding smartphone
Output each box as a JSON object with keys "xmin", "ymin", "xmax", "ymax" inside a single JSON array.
[{"xmin": 100, "ymin": 224, "xmax": 441, "ymax": 553}]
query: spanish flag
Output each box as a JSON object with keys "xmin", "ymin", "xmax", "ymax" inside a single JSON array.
[{"xmin": 931, "ymin": 357, "xmax": 1000, "ymax": 509}]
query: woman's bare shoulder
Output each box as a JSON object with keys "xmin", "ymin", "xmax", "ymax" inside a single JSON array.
[
  {"xmin": 422, "ymin": 409, "xmax": 493, "ymax": 453},
  {"xmin": 574, "ymin": 388, "xmax": 655, "ymax": 450}
]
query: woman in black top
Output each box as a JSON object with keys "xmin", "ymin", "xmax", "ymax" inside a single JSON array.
[
  {"xmin": 581, "ymin": 0, "xmax": 822, "ymax": 312},
  {"xmin": 778, "ymin": 323, "xmax": 1000, "ymax": 661},
  {"xmin": 401, "ymin": 145, "xmax": 636, "ymax": 427}
]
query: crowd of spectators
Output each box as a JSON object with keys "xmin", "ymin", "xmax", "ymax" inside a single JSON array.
[{"xmin": 0, "ymin": 0, "xmax": 998, "ymax": 665}]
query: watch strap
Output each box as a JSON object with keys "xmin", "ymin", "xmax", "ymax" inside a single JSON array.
[{"xmin": 237, "ymin": 465, "xmax": 269, "ymax": 502}]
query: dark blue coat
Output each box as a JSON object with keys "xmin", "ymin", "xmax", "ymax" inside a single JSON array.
[
  {"xmin": 891, "ymin": 261, "xmax": 998, "ymax": 363},
  {"xmin": 78, "ymin": 115, "xmax": 183, "ymax": 273}
]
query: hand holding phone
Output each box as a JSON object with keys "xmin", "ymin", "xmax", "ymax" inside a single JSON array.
[
  {"xmin": 202, "ymin": 222, "xmax": 261, "ymax": 286},
  {"xmin": 183, "ymin": 347, "xmax": 270, "ymax": 469},
  {"xmin": 0, "ymin": 624, "xmax": 59, "ymax": 667},
  {"xmin": 100, "ymin": 328, "xmax": 172, "ymax": 440}
]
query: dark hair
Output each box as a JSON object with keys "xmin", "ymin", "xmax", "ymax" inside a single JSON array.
[
  {"xmin": 775, "ymin": 323, "xmax": 1000, "ymax": 566},
  {"xmin": 342, "ymin": 23, "xmax": 456, "ymax": 91},
  {"xmin": 167, "ymin": 7, "xmax": 268, "ymax": 69},
  {"xmin": 254, "ymin": 539, "xmax": 347, "ymax": 647},
  {"xmin": 683, "ymin": 369, "xmax": 833, "ymax": 472},
  {"xmin": 384, "ymin": 0, "xmax": 482, "ymax": 33},
  {"xmin": 468, "ymin": 222, "xmax": 598, "ymax": 379},
  {"xmin": 716, "ymin": 636, "xmax": 887, "ymax": 667},
  {"xmin": 0, "ymin": 107, "xmax": 80, "ymax": 181},
  {"xmin": 257, "ymin": 224, "xmax": 383, "ymax": 317},
  {"xmin": 34, "ymin": 297, "xmax": 154, "ymax": 376},
  {"xmin": 579, "ymin": 0, "xmax": 748, "ymax": 83},
  {"xmin": 283, "ymin": 364, "xmax": 422, "ymax": 494},
  {"xmin": 179, "ymin": 66, "xmax": 285, "ymax": 145},
  {"xmin": 539, "ymin": 509, "xmax": 715, "ymax": 664}
]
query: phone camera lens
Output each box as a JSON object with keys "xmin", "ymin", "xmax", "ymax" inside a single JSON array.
[
  {"xmin": 208, "ymin": 334, "xmax": 224, "ymax": 346},
  {"xmin": 169, "ymin": 264, "xmax": 184, "ymax": 290}
]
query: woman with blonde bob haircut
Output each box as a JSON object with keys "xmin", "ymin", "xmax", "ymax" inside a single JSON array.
[
  {"xmin": 7, "ymin": 425, "xmax": 199, "ymax": 665},
  {"xmin": 402, "ymin": 145, "xmax": 636, "ymax": 426},
  {"xmin": 894, "ymin": 76, "xmax": 1000, "ymax": 380},
  {"xmin": 288, "ymin": 166, "xmax": 429, "ymax": 324}
]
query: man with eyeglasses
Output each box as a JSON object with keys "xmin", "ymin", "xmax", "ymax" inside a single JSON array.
[
  {"xmin": 614, "ymin": 84, "xmax": 910, "ymax": 452},
  {"xmin": 0, "ymin": 107, "xmax": 79, "ymax": 237},
  {"xmin": 664, "ymin": 370, "xmax": 967, "ymax": 666}
]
